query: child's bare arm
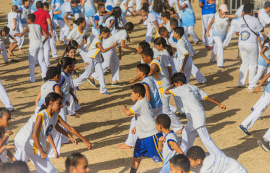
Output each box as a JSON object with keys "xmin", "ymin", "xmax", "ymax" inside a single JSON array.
[
  {"xmin": 129, "ymin": 75, "xmax": 140, "ymax": 84},
  {"xmin": 168, "ymin": 141, "xmax": 184, "ymax": 154},
  {"xmin": 121, "ymin": 105, "xmax": 133, "ymax": 116},
  {"xmin": 47, "ymin": 134, "xmax": 59, "ymax": 158},
  {"xmin": 148, "ymin": 63, "xmax": 159, "ymax": 76},
  {"xmin": 8, "ymin": 35, "xmax": 17, "ymax": 43},
  {"xmin": 97, "ymin": 42, "xmax": 118, "ymax": 53},
  {"xmin": 158, "ymin": 136, "xmax": 165, "ymax": 152},
  {"xmin": 73, "ymin": 62, "xmax": 89, "ymax": 71},
  {"xmin": 41, "ymin": 28, "xmax": 48, "ymax": 44},
  {"xmin": 206, "ymin": 17, "xmax": 214, "ymax": 36},
  {"xmin": 32, "ymin": 114, "xmax": 47, "ymax": 158},
  {"xmin": 205, "ymin": 97, "xmax": 226, "ymax": 110},
  {"xmin": 13, "ymin": 18, "xmax": 17, "ymax": 31},
  {"xmin": 143, "ymin": 84, "xmax": 151, "ymax": 103},
  {"xmin": 13, "ymin": 26, "xmax": 28, "ymax": 37},
  {"xmin": 0, "ymin": 130, "xmax": 13, "ymax": 148},
  {"xmin": 180, "ymin": 54, "xmax": 189, "ymax": 72},
  {"xmin": 255, "ymin": 73, "xmax": 270, "ymax": 93},
  {"xmin": 53, "ymin": 10, "xmax": 62, "ymax": 15},
  {"xmin": 165, "ymin": 84, "xmax": 174, "ymax": 95}
]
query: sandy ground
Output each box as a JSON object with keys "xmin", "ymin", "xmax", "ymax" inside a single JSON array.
[{"xmin": 1, "ymin": 1, "xmax": 270, "ymax": 173}]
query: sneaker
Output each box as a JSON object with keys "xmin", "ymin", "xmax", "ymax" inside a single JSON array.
[
  {"xmin": 249, "ymin": 107, "xmax": 254, "ymax": 113},
  {"xmin": 257, "ymin": 137, "xmax": 270, "ymax": 152},
  {"xmin": 100, "ymin": 92, "xmax": 111, "ymax": 95},
  {"xmin": 111, "ymin": 82, "xmax": 123, "ymax": 87},
  {"xmin": 176, "ymin": 112, "xmax": 186, "ymax": 119},
  {"xmin": 75, "ymin": 87, "xmax": 80, "ymax": 91},
  {"xmin": 238, "ymin": 125, "xmax": 251, "ymax": 136},
  {"xmin": 218, "ymin": 66, "xmax": 225, "ymax": 69},
  {"xmin": 87, "ymin": 78, "xmax": 96, "ymax": 87}
]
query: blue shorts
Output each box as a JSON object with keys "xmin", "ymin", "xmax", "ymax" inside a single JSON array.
[{"xmin": 134, "ymin": 133, "xmax": 163, "ymax": 163}]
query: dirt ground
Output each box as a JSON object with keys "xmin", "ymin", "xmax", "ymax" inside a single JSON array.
[{"xmin": 1, "ymin": 1, "xmax": 270, "ymax": 173}]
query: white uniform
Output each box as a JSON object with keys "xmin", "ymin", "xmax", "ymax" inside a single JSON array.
[
  {"xmin": 84, "ymin": 0, "xmax": 96, "ymax": 32},
  {"xmin": 145, "ymin": 13, "xmax": 162, "ymax": 43},
  {"xmin": 7, "ymin": 11, "xmax": 21, "ymax": 46},
  {"xmin": 150, "ymin": 59, "xmax": 184, "ymax": 132},
  {"xmin": 169, "ymin": 84, "xmax": 224, "ymax": 156},
  {"xmin": 200, "ymin": 155, "xmax": 247, "ymax": 173},
  {"xmin": 0, "ymin": 28, "xmax": 10, "ymax": 63},
  {"xmin": 0, "ymin": 127, "xmax": 9, "ymax": 163},
  {"xmin": 67, "ymin": 26, "xmax": 87, "ymax": 59},
  {"xmin": 120, "ymin": 0, "xmax": 128, "ymax": 25},
  {"xmin": 0, "ymin": 79, "xmax": 13, "ymax": 111},
  {"xmin": 48, "ymin": 10, "xmax": 59, "ymax": 59},
  {"xmin": 236, "ymin": 15, "xmax": 264, "ymax": 87},
  {"xmin": 28, "ymin": 24, "xmax": 47, "ymax": 83},
  {"xmin": 160, "ymin": 49, "xmax": 177, "ymax": 75},
  {"xmin": 103, "ymin": 16, "xmax": 119, "ymax": 35},
  {"xmin": 14, "ymin": 109, "xmax": 59, "ymax": 173},
  {"xmin": 18, "ymin": 5, "xmax": 31, "ymax": 48}
]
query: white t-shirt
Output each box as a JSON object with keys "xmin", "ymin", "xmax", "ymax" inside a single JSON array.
[
  {"xmin": 176, "ymin": 38, "xmax": 189, "ymax": 61},
  {"xmin": 87, "ymin": 36, "xmax": 102, "ymax": 62},
  {"xmin": 0, "ymin": 127, "xmax": 9, "ymax": 163},
  {"xmin": 0, "ymin": 29, "xmax": 9, "ymax": 41},
  {"xmin": 236, "ymin": 15, "xmax": 264, "ymax": 45},
  {"xmin": 201, "ymin": 155, "xmax": 248, "ymax": 173},
  {"xmin": 111, "ymin": 29, "xmax": 128, "ymax": 45},
  {"xmin": 169, "ymin": 84, "xmax": 208, "ymax": 131},
  {"xmin": 258, "ymin": 8, "xmax": 270, "ymax": 28},
  {"xmin": 19, "ymin": 5, "xmax": 32, "ymax": 24},
  {"xmin": 160, "ymin": 49, "xmax": 173, "ymax": 79},
  {"xmin": 67, "ymin": 27, "xmax": 86, "ymax": 47},
  {"xmin": 8, "ymin": 12, "xmax": 19, "ymax": 31},
  {"xmin": 129, "ymin": 99, "xmax": 158, "ymax": 139},
  {"xmin": 165, "ymin": 21, "xmax": 172, "ymax": 33},
  {"xmin": 28, "ymin": 24, "xmax": 43, "ymax": 47}
]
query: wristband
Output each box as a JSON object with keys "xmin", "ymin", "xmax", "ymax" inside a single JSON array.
[{"xmin": 4, "ymin": 133, "xmax": 10, "ymax": 137}]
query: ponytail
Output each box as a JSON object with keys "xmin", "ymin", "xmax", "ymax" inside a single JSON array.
[
  {"xmin": 39, "ymin": 92, "xmax": 63, "ymax": 112},
  {"xmin": 105, "ymin": 7, "xmax": 123, "ymax": 30},
  {"xmin": 73, "ymin": 17, "xmax": 85, "ymax": 26},
  {"xmin": 154, "ymin": 37, "xmax": 173, "ymax": 56},
  {"xmin": 43, "ymin": 66, "xmax": 61, "ymax": 81},
  {"xmin": 57, "ymin": 57, "xmax": 74, "ymax": 70}
]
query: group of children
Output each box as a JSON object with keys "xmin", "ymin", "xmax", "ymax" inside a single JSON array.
[{"xmin": 1, "ymin": 0, "xmax": 270, "ymax": 172}]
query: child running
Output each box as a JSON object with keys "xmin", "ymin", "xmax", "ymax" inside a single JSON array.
[{"xmin": 0, "ymin": 27, "xmax": 18, "ymax": 64}]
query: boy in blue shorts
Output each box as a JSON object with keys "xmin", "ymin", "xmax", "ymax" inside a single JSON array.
[{"xmin": 121, "ymin": 83, "xmax": 163, "ymax": 173}]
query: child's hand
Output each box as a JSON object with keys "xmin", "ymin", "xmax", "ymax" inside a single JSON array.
[
  {"xmin": 6, "ymin": 130, "xmax": 13, "ymax": 136},
  {"xmin": 132, "ymin": 48, "xmax": 138, "ymax": 53},
  {"xmin": 113, "ymin": 42, "xmax": 118, "ymax": 47},
  {"xmin": 70, "ymin": 136, "xmax": 78, "ymax": 145},
  {"xmin": 121, "ymin": 105, "xmax": 127, "ymax": 111},
  {"xmin": 82, "ymin": 40, "xmax": 87, "ymax": 44},
  {"xmin": 53, "ymin": 148, "xmax": 59, "ymax": 159},
  {"xmin": 83, "ymin": 62, "xmax": 89, "ymax": 67},
  {"xmin": 129, "ymin": 79, "xmax": 135, "ymax": 84},
  {"xmin": 156, "ymin": 56, "xmax": 160, "ymax": 61},
  {"xmin": 4, "ymin": 145, "xmax": 16, "ymax": 151},
  {"xmin": 254, "ymin": 87, "xmax": 260, "ymax": 94},
  {"xmin": 40, "ymin": 151, "xmax": 48, "ymax": 159},
  {"xmin": 179, "ymin": 67, "xmax": 183, "ymax": 72},
  {"xmin": 206, "ymin": 32, "xmax": 210, "ymax": 37},
  {"xmin": 84, "ymin": 141, "xmax": 92, "ymax": 150},
  {"xmin": 266, "ymin": 60, "xmax": 270, "ymax": 64},
  {"xmin": 219, "ymin": 104, "xmax": 226, "ymax": 110},
  {"xmin": 131, "ymin": 127, "xmax": 136, "ymax": 134},
  {"xmin": 12, "ymin": 28, "xmax": 15, "ymax": 31},
  {"xmin": 158, "ymin": 136, "xmax": 165, "ymax": 144},
  {"xmin": 13, "ymin": 33, "xmax": 18, "ymax": 37},
  {"xmin": 74, "ymin": 97, "xmax": 79, "ymax": 104},
  {"xmin": 57, "ymin": 11, "xmax": 62, "ymax": 14}
]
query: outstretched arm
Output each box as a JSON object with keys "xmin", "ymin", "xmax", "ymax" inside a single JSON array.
[
  {"xmin": 205, "ymin": 97, "xmax": 226, "ymax": 110},
  {"xmin": 254, "ymin": 72, "xmax": 270, "ymax": 93},
  {"xmin": 121, "ymin": 105, "xmax": 133, "ymax": 116}
]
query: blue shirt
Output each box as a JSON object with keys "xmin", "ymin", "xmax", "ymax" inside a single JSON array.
[
  {"xmin": 12, "ymin": 0, "xmax": 22, "ymax": 6},
  {"xmin": 265, "ymin": 81, "xmax": 270, "ymax": 93},
  {"xmin": 199, "ymin": 0, "xmax": 216, "ymax": 15}
]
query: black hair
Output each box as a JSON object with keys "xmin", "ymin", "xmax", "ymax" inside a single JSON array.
[
  {"xmin": 99, "ymin": 26, "xmax": 111, "ymax": 34},
  {"xmin": 161, "ymin": 11, "xmax": 171, "ymax": 20},
  {"xmin": 23, "ymin": 0, "xmax": 30, "ymax": 4},
  {"xmin": 262, "ymin": 37, "xmax": 270, "ymax": 47},
  {"xmin": 62, "ymin": 41, "xmax": 78, "ymax": 58},
  {"xmin": 244, "ymin": 3, "xmax": 254, "ymax": 14},
  {"xmin": 141, "ymin": 6, "xmax": 149, "ymax": 13},
  {"xmin": 2, "ymin": 27, "xmax": 10, "ymax": 34},
  {"xmin": 155, "ymin": 114, "xmax": 171, "ymax": 129},
  {"xmin": 154, "ymin": 37, "xmax": 173, "ymax": 56},
  {"xmin": 141, "ymin": 47, "xmax": 153, "ymax": 59},
  {"xmin": 0, "ymin": 108, "xmax": 10, "ymax": 118},
  {"xmin": 43, "ymin": 67, "xmax": 61, "ymax": 81},
  {"xmin": 139, "ymin": 41, "xmax": 150, "ymax": 50},
  {"xmin": 57, "ymin": 57, "xmax": 74, "ymax": 70},
  {"xmin": 153, "ymin": 0, "xmax": 164, "ymax": 14},
  {"xmin": 27, "ymin": 14, "xmax": 36, "ymax": 22},
  {"xmin": 186, "ymin": 146, "xmax": 206, "ymax": 160},
  {"xmin": 171, "ymin": 72, "xmax": 187, "ymax": 84},
  {"xmin": 137, "ymin": 63, "xmax": 150, "ymax": 76},
  {"xmin": 36, "ymin": 1, "xmax": 43, "ymax": 9},
  {"xmin": 12, "ymin": 5, "xmax": 18, "ymax": 11},
  {"xmin": 168, "ymin": 7, "xmax": 177, "ymax": 14},
  {"xmin": 39, "ymin": 92, "xmax": 63, "ymax": 112},
  {"xmin": 159, "ymin": 27, "xmax": 168, "ymax": 35},
  {"xmin": 170, "ymin": 154, "xmax": 191, "ymax": 172},
  {"xmin": 96, "ymin": 0, "xmax": 105, "ymax": 4},
  {"xmin": 98, "ymin": 3, "xmax": 105, "ymax": 9},
  {"xmin": 170, "ymin": 18, "xmax": 178, "ymax": 28},
  {"xmin": 124, "ymin": 22, "xmax": 134, "ymax": 42},
  {"xmin": 104, "ymin": 7, "xmax": 123, "ymax": 30},
  {"xmin": 174, "ymin": 27, "xmax": 185, "ymax": 37},
  {"xmin": 142, "ymin": 2, "xmax": 149, "ymax": 9},
  {"xmin": 73, "ymin": 17, "xmax": 85, "ymax": 26},
  {"xmin": 65, "ymin": 153, "xmax": 87, "ymax": 173},
  {"xmin": 71, "ymin": 0, "xmax": 80, "ymax": 4},
  {"xmin": 0, "ymin": 161, "xmax": 30, "ymax": 173},
  {"xmin": 131, "ymin": 83, "xmax": 146, "ymax": 97},
  {"xmin": 43, "ymin": 2, "xmax": 49, "ymax": 8}
]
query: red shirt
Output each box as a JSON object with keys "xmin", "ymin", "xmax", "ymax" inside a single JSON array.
[{"xmin": 33, "ymin": 9, "xmax": 50, "ymax": 35}]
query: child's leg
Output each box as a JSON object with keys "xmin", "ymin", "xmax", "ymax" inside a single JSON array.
[
  {"xmin": 248, "ymin": 45, "xmax": 259, "ymax": 85},
  {"xmin": 118, "ymin": 117, "xmax": 137, "ymax": 149},
  {"xmin": 223, "ymin": 20, "xmax": 237, "ymax": 47},
  {"xmin": 214, "ymin": 36, "xmax": 224, "ymax": 67},
  {"xmin": 241, "ymin": 92, "xmax": 270, "ymax": 130},
  {"xmin": 183, "ymin": 58, "xmax": 192, "ymax": 83},
  {"xmin": 95, "ymin": 62, "xmax": 107, "ymax": 93},
  {"xmin": 14, "ymin": 141, "xmax": 28, "ymax": 162},
  {"xmin": 191, "ymin": 63, "xmax": 207, "ymax": 84},
  {"xmin": 210, "ymin": 38, "xmax": 218, "ymax": 62},
  {"xmin": 18, "ymin": 23, "xmax": 27, "ymax": 52},
  {"xmin": 28, "ymin": 46, "xmax": 38, "ymax": 82},
  {"xmin": 187, "ymin": 25, "xmax": 200, "ymax": 43},
  {"xmin": 197, "ymin": 126, "xmax": 225, "ymax": 156},
  {"xmin": 145, "ymin": 24, "xmax": 156, "ymax": 43},
  {"xmin": 131, "ymin": 157, "xmax": 141, "ymax": 172},
  {"xmin": 238, "ymin": 44, "xmax": 249, "ymax": 87},
  {"xmin": 172, "ymin": 95, "xmax": 185, "ymax": 114},
  {"xmin": 0, "ymin": 41, "xmax": 8, "ymax": 63},
  {"xmin": 42, "ymin": 35, "xmax": 51, "ymax": 67},
  {"xmin": 27, "ymin": 153, "xmax": 57, "ymax": 173},
  {"xmin": 135, "ymin": 0, "xmax": 141, "ymax": 12},
  {"xmin": 50, "ymin": 30, "xmax": 58, "ymax": 59},
  {"xmin": 248, "ymin": 65, "xmax": 266, "ymax": 90},
  {"xmin": 63, "ymin": 23, "xmax": 71, "ymax": 45},
  {"xmin": 73, "ymin": 58, "xmax": 94, "ymax": 87},
  {"xmin": 180, "ymin": 125, "xmax": 197, "ymax": 154},
  {"xmin": 263, "ymin": 128, "xmax": 270, "ymax": 141},
  {"xmin": 37, "ymin": 45, "xmax": 48, "ymax": 79},
  {"xmin": 59, "ymin": 103, "xmax": 70, "ymax": 144},
  {"xmin": 0, "ymin": 80, "xmax": 13, "ymax": 111},
  {"xmin": 110, "ymin": 49, "xmax": 120, "ymax": 83}
]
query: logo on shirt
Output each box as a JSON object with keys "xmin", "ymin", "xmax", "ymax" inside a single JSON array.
[
  {"xmin": 207, "ymin": 0, "xmax": 215, "ymax": 3},
  {"xmin": 152, "ymin": 156, "xmax": 160, "ymax": 163},
  {"xmin": 240, "ymin": 31, "xmax": 250, "ymax": 41},
  {"xmin": 46, "ymin": 124, "xmax": 54, "ymax": 136}
]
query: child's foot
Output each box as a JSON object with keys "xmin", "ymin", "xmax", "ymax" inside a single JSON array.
[
  {"xmin": 257, "ymin": 137, "xmax": 270, "ymax": 152},
  {"xmin": 76, "ymin": 108, "xmax": 85, "ymax": 112},
  {"xmin": 100, "ymin": 92, "xmax": 111, "ymax": 95},
  {"xmin": 8, "ymin": 49, "xmax": 14, "ymax": 56},
  {"xmin": 4, "ymin": 61, "xmax": 9, "ymax": 64},
  {"xmin": 18, "ymin": 49, "xmax": 25, "ymax": 54},
  {"xmin": 70, "ymin": 113, "xmax": 81, "ymax": 118},
  {"xmin": 238, "ymin": 125, "xmax": 251, "ymax": 136},
  {"xmin": 75, "ymin": 87, "xmax": 80, "ymax": 91},
  {"xmin": 111, "ymin": 82, "xmax": 123, "ymax": 87},
  {"xmin": 116, "ymin": 143, "xmax": 132, "ymax": 149},
  {"xmin": 194, "ymin": 39, "xmax": 201, "ymax": 45},
  {"xmin": 246, "ymin": 88, "xmax": 253, "ymax": 93},
  {"xmin": 59, "ymin": 40, "xmax": 64, "ymax": 44},
  {"xmin": 87, "ymin": 78, "xmax": 96, "ymax": 87},
  {"xmin": 208, "ymin": 46, "xmax": 213, "ymax": 50},
  {"xmin": 175, "ymin": 127, "xmax": 185, "ymax": 135}
]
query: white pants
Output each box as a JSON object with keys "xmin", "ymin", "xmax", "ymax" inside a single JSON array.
[
  {"xmin": 85, "ymin": 17, "xmax": 94, "ymax": 33},
  {"xmin": 125, "ymin": 106, "xmax": 163, "ymax": 147},
  {"xmin": 19, "ymin": 23, "xmax": 28, "ymax": 48},
  {"xmin": 9, "ymin": 30, "xmax": 21, "ymax": 46},
  {"xmin": 180, "ymin": 125, "xmax": 224, "ymax": 155},
  {"xmin": 14, "ymin": 141, "xmax": 28, "ymax": 162},
  {"xmin": 42, "ymin": 35, "xmax": 50, "ymax": 67},
  {"xmin": 211, "ymin": 36, "xmax": 224, "ymax": 67},
  {"xmin": 91, "ymin": 62, "xmax": 107, "ymax": 93},
  {"xmin": 238, "ymin": 44, "xmax": 258, "ymax": 86},
  {"xmin": 27, "ymin": 153, "xmax": 57, "ymax": 173},
  {"xmin": 67, "ymin": 77, "xmax": 81, "ymax": 115},
  {"xmin": 29, "ymin": 45, "xmax": 47, "ymax": 82},
  {"xmin": 0, "ymin": 41, "xmax": 8, "ymax": 63},
  {"xmin": 0, "ymin": 80, "xmax": 13, "ymax": 111},
  {"xmin": 169, "ymin": 0, "xmax": 180, "ymax": 15},
  {"xmin": 202, "ymin": 14, "xmax": 214, "ymax": 47},
  {"xmin": 59, "ymin": 103, "xmax": 69, "ymax": 144},
  {"xmin": 48, "ymin": 127, "xmax": 62, "ymax": 159},
  {"xmin": 241, "ymin": 92, "xmax": 270, "ymax": 131},
  {"xmin": 50, "ymin": 30, "xmax": 58, "ymax": 58},
  {"xmin": 175, "ymin": 58, "xmax": 192, "ymax": 83},
  {"xmin": 184, "ymin": 26, "xmax": 200, "ymax": 43},
  {"xmin": 263, "ymin": 128, "xmax": 270, "ymax": 141},
  {"xmin": 191, "ymin": 63, "xmax": 207, "ymax": 84},
  {"xmin": 54, "ymin": 20, "xmax": 70, "ymax": 44},
  {"xmin": 145, "ymin": 23, "xmax": 156, "ymax": 43},
  {"xmin": 223, "ymin": 19, "xmax": 237, "ymax": 47},
  {"xmin": 248, "ymin": 65, "xmax": 270, "ymax": 90}
]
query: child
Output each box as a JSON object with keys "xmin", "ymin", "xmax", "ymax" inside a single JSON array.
[
  {"xmin": 141, "ymin": 48, "xmax": 184, "ymax": 133},
  {"xmin": 0, "ymin": 79, "xmax": 14, "ymax": 112},
  {"xmin": 14, "ymin": 93, "xmax": 92, "ymax": 172},
  {"xmin": 239, "ymin": 72, "xmax": 270, "ymax": 136},
  {"xmin": 165, "ymin": 72, "xmax": 226, "ymax": 155},
  {"xmin": 73, "ymin": 27, "xmax": 118, "ymax": 94},
  {"xmin": 206, "ymin": 4, "xmax": 237, "ymax": 68},
  {"xmin": 14, "ymin": 14, "xmax": 48, "ymax": 83},
  {"xmin": 161, "ymin": 11, "xmax": 172, "ymax": 32},
  {"xmin": 65, "ymin": 153, "xmax": 90, "ymax": 173},
  {"xmin": 156, "ymin": 114, "xmax": 183, "ymax": 173},
  {"xmin": 81, "ymin": 0, "xmax": 96, "ymax": 33},
  {"xmin": 170, "ymin": 154, "xmax": 195, "ymax": 173},
  {"xmin": 18, "ymin": 0, "xmax": 31, "ymax": 54},
  {"xmin": 120, "ymin": 0, "xmax": 132, "ymax": 25},
  {"xmin": 7, "ymin": 5, "xmax": 21, "ymax": 57},
  {"xmin": 91, "ymin": 4, "xmax": 106, "ymax": 39},
  {"xmin": 117, "ymin": 63, "xmax": 163, "ymax": 149},
  {"xmin": 187, "ymin": 146, "xmax": 247, "ymax": 173},
  {"xmin": 248, "ymin": 34, "xmax": 270, "ymax": 91},
  {"xmin": 120, "ymin": 83, "xmax": 163, "ymax": 173},
  {"xmin": 0, "ymin": 108, "xmax": 16, "ymax": 163},
  {"xmin": 0, "ymin": 27, "xmax": 18, "ymax": 63},
  {"xmin": 0, "ymin": 161, "xmax": 30, "ymax": 173},
  {"xmin": 102, "ymin": 7, "xmax": 123, "ymax": 35}
]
